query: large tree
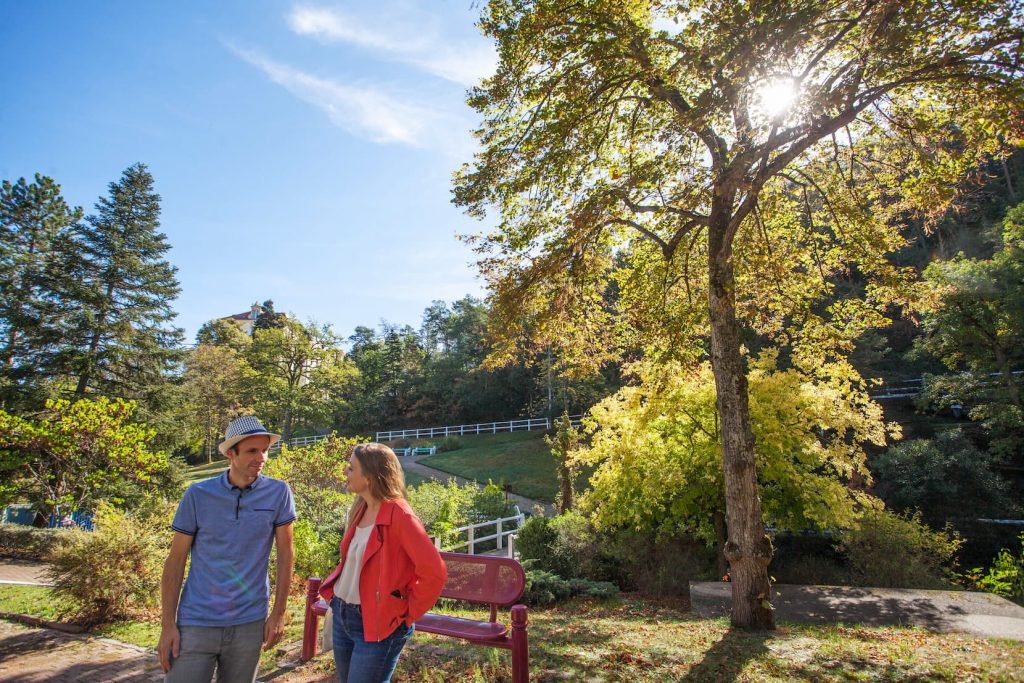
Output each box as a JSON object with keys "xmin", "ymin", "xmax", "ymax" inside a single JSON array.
[
  {"xmin": 0, "ymin": 175, "xmax": 82, "ymax": 409},
  {"xmin": 63, "ymin": 163, "xmax": 184, "ymax": 406},
  {"xmin": 455, "ymin": 0, "xmax": 1023, "ymax": 627}
]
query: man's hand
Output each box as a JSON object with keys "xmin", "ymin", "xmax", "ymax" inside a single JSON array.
[
  {"xmin": 158, "ymin": 624, "xmax": 180, "ymax": 673},
  {"xmin": 263, "ymin": 612, "xmax": 286, "ymax": 651}
]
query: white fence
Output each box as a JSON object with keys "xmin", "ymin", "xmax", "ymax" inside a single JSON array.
[
  {"xmin": 268, "ymin": 414, "xmax": 585, "ymax": 453},
  {"xmin": 376, "ymin": 415, "xmax": 582, "ymax": 442},
  {"xmin": 431, "ymin": 509, "xmax": 526, "ymax": 557}
]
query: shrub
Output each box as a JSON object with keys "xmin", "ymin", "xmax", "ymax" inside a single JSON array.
[
  {"xmin": 263, "ymin": 435, "xmax": 357, "ymax": 535},
  {"xmin": 520, "ymin": 565, "xmax": 618, "ymax": 607},
  {"xmin": 47, "ymin": 503, "xmax": 170, "ymax": 625},
  {"xmin": 471, "ymin": 481, "xmax": 516, "ymax": 523},
  {"xmin": 292, "ymin": 518, "xmax": 342, "ymax": 580},
  {"xmin": 0, "ymin": 525, "xmax": 75, "ymax": 560},
  {"xmin": 601, "ymin": 528, "xmax": 715, "ymax": 594},
  {"xmin": 438, "ymin": 436, "xmax": 462, "ymax": 452},
  {"xmin": 839, "ymin": 509, "xmax": 962, "ymax": 589},
  {"xmin": 407, "ymin": 480, "xmax": 476, "ymax": 543},
  {"xmin": 871, "ymin": 431, "xmax": 1018, "ymax": 527},
  {"xmin": 963, "ymin": 533, "xmax": 1024, "ymax": 605},
  {"xmin": 514, "ymin": 515, "xmax": 557, "ymax": 567}
]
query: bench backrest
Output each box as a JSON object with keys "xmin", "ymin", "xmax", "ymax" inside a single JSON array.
[{"xmin": 439, "ymin": 551, "xmax": 525, "ymax": 607}]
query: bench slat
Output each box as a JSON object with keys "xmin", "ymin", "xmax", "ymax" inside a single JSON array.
[{"xmin": 416, "ymin": 613, "xmax": 507, "ymax": 641}]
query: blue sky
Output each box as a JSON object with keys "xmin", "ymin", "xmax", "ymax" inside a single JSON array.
[{"xmin": 1, "ymin": 1, "xmax": 495, "ymax": 343}]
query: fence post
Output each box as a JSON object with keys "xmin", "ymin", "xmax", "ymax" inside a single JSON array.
[
  {"xmin": 497, "ymin": 519, "xmax": 503, "ymax": 550},
  {"xmin": 434, "ymin": 536, "xmax": 442, "ymax": 549},
  {"xmin": 468, "ymin": 526, "xmax": 475, "ymax": 555},
  {"xmin": 301, "ymin": 577, "xmax": 322, "ymax": 662}
]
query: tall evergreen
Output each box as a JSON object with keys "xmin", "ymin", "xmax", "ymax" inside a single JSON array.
[
  {"xmin": 63, "ymin": 163, "xmax": 183, "ymax": 405},
  {"xmin": 0, "ymin": 174, "xmax": 82, "ymax": 409}
]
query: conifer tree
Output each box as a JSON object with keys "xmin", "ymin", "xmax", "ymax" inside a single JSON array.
[
  {"xmin": 0, "ymin": 174, "xmax": 82, "ymax": 408},
  {"xmin": 63, "ymin": 163, "xmax": 183, "ymax": 405}
]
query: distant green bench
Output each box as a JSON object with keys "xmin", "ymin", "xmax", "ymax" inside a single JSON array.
[{"xmin": 412, "ymin": 446, "xmax": 437, "ymax": 456}]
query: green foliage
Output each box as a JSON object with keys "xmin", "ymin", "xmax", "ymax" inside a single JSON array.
[
  {"xmin": 544, "ymin": 412, "xmax": 580, "ymax": 513},
  {"xmin": 181, "ymin": 344, "xmax": 252, "ymax": 463},
  {"xmin": 47, "ymin": 502, "xmax": 170, "ymax": 625},
  {"xmin": 915, "ymin": 201, "xmax": 1024, "ymax": 462},
  {"xmin": 292, "ymin": 518, "xmax": 341, "ymax": 580},
  {"xmin": 839, "ymin": 509, "xmax": 962, "ymax": 590},
  {"xmin": 515, "ymin": 511, "xmax": 611, "ymax": 581},
  {"xmin": 0, "ymin": 397, "xmax": 169, "ymax": 518},
  {"xmin": 470, "ymin": 480, "xmax": 515, "ymax": 522},
  {"xmin": 520, "ymin": 565, "xmax": 618, "ymax": 607},
  {"xmin": 262, "ymin": 434, "xmax": 358, "ymax": 535},
  {"xmin": 437, "ymin": 436, "xmax": 462, "ymax": 452},
  {"xmin": 64, "ymin": 163, "xmax": 184, "ymax": 406},
  {"xmin": 406, "ymin": 479, "xmax": 477, "ymax": 544},
  {"xmin": 577, "ymin": 355, "xmax": 890, "ymax": 543},
  {"xmin": 514, "ymin": 515, "xmax": 557, "ymax": 565},
  {"xmin": 0, "ymin": 173, "xmax": 82, "ymax": 411},
  {"xmin": 0, "ymin": 526, "xmax": 75, "ymax": 561},
  {"xmin": 871, "ymin": 430, "xmax": 1018, "ymax": 527},
  {"xmin": 963, "ymin": 534, "xmax": 1024, "ymax": 604}
]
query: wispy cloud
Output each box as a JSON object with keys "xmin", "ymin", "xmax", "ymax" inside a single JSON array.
[
  {"xmin": 228, "ymin": 44, "xmax": 435, "ymax": 146},
  {"xmin": 287, "ymin": 5, "xmax": 496, "ymax": 86}
]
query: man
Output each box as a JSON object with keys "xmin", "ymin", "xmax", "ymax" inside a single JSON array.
[{"xmin": 159, "ymin": 416, "xmax": 296, "ymax": 682}]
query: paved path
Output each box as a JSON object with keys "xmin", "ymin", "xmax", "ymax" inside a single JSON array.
[
  {"xmin": 0, "ymin": 558, "xmax": 51, "ymax": 586},
  {"xmin": 691, "ymin": 581, "xmax": 1024, "ymax": 641},
  {"xmin": 401, "ymin": 455, "xmax": 556, "ymax": 516},
  {"xmin": 0, "ymin": 619, "xmax": 163, "ymax": 682}
]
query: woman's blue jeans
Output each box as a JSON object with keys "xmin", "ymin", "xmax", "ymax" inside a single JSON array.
[{"xmin": 330, "ymin": 597, "xmax": 414, "ymax": 683}]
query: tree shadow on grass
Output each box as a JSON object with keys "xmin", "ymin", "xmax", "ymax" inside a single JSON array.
[{"xmin": 679, "ymin": 627, "xmax": 772, "ymax": 683}]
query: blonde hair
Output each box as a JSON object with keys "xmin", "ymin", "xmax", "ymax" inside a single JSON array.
[{"xmin": 346, "ymin": 443, "xmax": 407, "ymax": 528}]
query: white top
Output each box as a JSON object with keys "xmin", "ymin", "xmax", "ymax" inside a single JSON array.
[{"xmin": 336, "ymin": 524, "xmax": 373, "ymax": 604}]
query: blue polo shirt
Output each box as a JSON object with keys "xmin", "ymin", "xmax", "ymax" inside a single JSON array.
[{"xmin": 171, "ymin": 472, "xmax": 296, "ymax": 627}]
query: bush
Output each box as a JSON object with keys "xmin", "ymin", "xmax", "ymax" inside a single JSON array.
[
  {"xmin": 771, "ymin": 531, "xmax": 848, "ymax": 585},
  {"xmin": 0, "ymin": 525, "xmax": 75, "ymax": 560},
  {"xmin": 292, "ymin": 518, "xmax": 342, "ymax": 580},
  {"xmin": 520, "ymin": 565, "xmax": 618, "ymax": 607},
  {"xmin": 263, "ymin": 435, "xmax": 357, "ymax": 535},
  {"xmin": 601, "ymin": 529, "xmax": 715, "ymax": 594},
  {"xmin": 839, "ymin": 509, "xmax": 962, "ymax": 589},
  {"xmin": 438, "ymin": 436, "xmax": 462, "ymax": 452},
  {"xmin": 471, "ymin": 481, "xmax": 516, "ymax": 523},
  {"xmin": 514, "ymin": 515, "xmax": 557, "ymax": 566},
  {"xmin": 963, "ymin": 533, "xmax": 1024, "ymax": 605},
  {"xmin": 407, "ymin": 480, "xmax": 476, "ymax": 543},
  {"xmin": 47, "ymin": 503, "xmax": 169, "ymax": 625},
  {"xmin": 871, "ymin": 431, "xmax": 1018, "ymax": 527}
]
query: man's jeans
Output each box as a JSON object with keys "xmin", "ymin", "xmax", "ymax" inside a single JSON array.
[
  {"xmin": 331, "ymin": 597, "xmax": 413, "ymax": 683},
  {"xmin": 165, "ymin": 618, "xmax": 263, "ymax": 683}
]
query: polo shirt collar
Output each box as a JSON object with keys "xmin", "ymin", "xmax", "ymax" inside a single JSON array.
[{"xmin": 219, "ymin": 470, "xmax": 264, "ymax": 491}]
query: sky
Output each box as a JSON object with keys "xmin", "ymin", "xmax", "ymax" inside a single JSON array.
[{"xmin": 0, "ymin": 1, "xmax": 497, "ymax": 344}]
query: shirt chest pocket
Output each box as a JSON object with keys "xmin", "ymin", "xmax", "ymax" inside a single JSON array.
[{"xmin": 239, "ymin": 506, "xmax": 276, "ymax": 531}]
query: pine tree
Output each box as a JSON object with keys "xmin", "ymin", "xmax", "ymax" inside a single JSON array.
[
  {"xmin": 63, "ymin": 163, "xmax": 184, "ymax": 405},
  {"xmin": 0, "ymin": 174, "xmax": 82, "ymax": 408}
]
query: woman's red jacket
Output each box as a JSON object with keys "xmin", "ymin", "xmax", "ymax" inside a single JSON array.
[{"xmin": 319, "ymin": 498, "xmax": 447, "ymax": 642}]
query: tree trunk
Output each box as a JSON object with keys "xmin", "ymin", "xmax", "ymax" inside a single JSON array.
[{"xmin": 707, "ymin": 218, "xmax": 775, "ymax": 629}]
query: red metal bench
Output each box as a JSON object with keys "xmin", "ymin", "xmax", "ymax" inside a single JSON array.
[{"xmin": 302, "ymin": 552, "xmax": 530, "ymax": 682}]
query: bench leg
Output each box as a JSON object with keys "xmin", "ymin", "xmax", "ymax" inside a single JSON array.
[
  {"xmin": 301, "ymin": 578, "xmax": 322, "ymax": 662},
  {"xmin": 511, "ymin": 604, "xmax": 529, "ymax": 683}
]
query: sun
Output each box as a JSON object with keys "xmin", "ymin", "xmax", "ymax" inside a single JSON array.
[{"xmin": 755, "ymin": 78, "xmax": 798, "ymax": 121}]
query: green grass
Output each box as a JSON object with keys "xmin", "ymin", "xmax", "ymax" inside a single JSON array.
[
  {"xmin": 275, "ymin": 595, "xmax": 1024, "ymax": 682},
  {"xmin": 0, "ymin": 584, "xmax": 63, "ymax": 621},
  {"xmin": 417, "ymin": 430, "xmax": 590, "ymax": 503},
  {"xmin": 402, "ymin": 468, "xmax": 430, "ymax": 488},
  {"xmin": 184, "ymin": 458, "xmax": 229, "ymax": 483}
]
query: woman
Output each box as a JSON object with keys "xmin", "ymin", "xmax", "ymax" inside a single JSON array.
[{"xmin": 319, "ymin": 443, "xmax": 447, "ymax": 683}]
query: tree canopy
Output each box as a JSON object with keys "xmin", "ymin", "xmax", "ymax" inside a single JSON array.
[{"xmin": 456, "ymin": 0, "xmax": 1024, "ymax": 627}]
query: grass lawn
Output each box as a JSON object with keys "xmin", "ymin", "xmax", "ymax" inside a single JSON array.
[
  {"xmin": 276, "ymin": 595, "xmax": 1024, "ymax": 682},
  {"xmin": 184, "ymin": 458, "xmax": 229, "ymax": 483},
  {"xmin": 4, "ymin": 584, "xmax": 1022, "ymax": 681},
  {"xmin": 417, "ymin": 430, "xmax": 589, "ymax": 503},
  {"xmin": 402, "ymin": 468, "xmax": 430, "ymax": 488}
]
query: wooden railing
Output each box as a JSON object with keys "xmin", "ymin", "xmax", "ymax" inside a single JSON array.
[{"xmin": 431, "ymin": 509, "xmax": 526, "ymax": 556}]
